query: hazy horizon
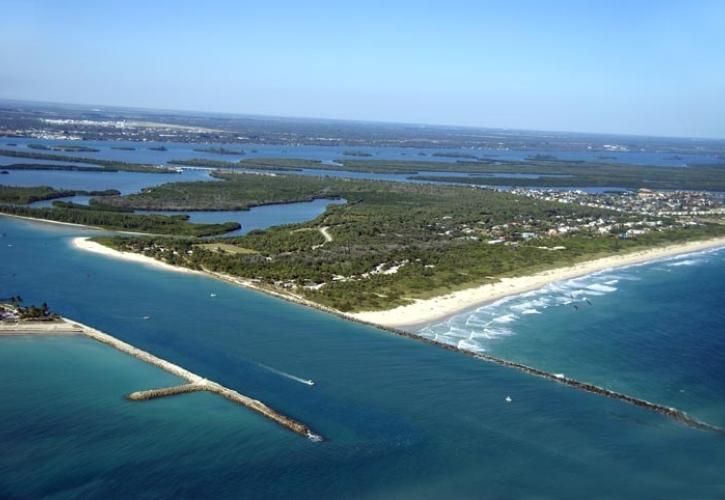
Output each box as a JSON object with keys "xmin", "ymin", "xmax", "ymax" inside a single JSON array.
[
  {"xmin": 2, "ymin": 1, "xmax": 724, "ymax": 139},
  {"xmin": 7, "ymin": 96, "xmax": 725, "ymax": 143}
]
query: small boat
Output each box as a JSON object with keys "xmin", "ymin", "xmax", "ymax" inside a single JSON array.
[
  {"xmin": 143, "ymin": 315, "xmax": 151, "ymax": 320},
  {"xmin": 505, "ymin": 395, "xmax": 512, "ymax": 403},
  {"xmin": 303, "ymin": 379, "xmax": 315, "ymax": 386},
  {"xmin": 210, "ymin": 293, "xmax": 216, "ymax": 298}
]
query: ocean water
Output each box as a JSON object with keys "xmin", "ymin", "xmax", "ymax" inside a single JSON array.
[
  {"xmin": 1, "ymin": 216, "xmax": 725, "ymax": 498},
  {"xmin": 419, "ymin": 248, "xmax": 725, "ymax": 427}
]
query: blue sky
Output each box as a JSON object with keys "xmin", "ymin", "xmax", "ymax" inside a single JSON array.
[{"xmin": 1, "ymin": 0, "xmax": 724, "ymax": 138}]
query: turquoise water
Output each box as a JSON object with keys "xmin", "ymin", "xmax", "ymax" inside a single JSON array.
[
  {"xmin": 1, "ymin": 215, "xmax": 725, "ymax": 498},
  {"xmin": 419, "ymin": 249, "xmax": 725, "ymax": 427}
]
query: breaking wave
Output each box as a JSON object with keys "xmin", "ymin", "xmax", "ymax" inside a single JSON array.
[{"xmin": 417, "ymin": 246, "xmax": 725, "ymax": 355}]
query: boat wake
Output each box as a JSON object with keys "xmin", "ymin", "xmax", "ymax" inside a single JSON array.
[{"xmin": 257, "ymin": 363, "xmax": 315, "ymax": 386}]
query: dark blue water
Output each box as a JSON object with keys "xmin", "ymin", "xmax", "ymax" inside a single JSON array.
[
  {"xmin": 1, "ymin": 216, "xmax": 725, "ymax": 498},
  {"xmin": 143, "ymin": 198, "xmax": 346, "ymax": 237}
]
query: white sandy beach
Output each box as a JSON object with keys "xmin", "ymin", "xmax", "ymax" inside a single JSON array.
[
  {"xmin": 72, "ymin": 237, "xmax": 202, "ymax": 275},
  {"xmin": 72, "ymin": 235, "xmax": 725, "ymax": 331},
  {"xmin": 349, "ymin": 237, "xmax": 725, "ymax": 328}
]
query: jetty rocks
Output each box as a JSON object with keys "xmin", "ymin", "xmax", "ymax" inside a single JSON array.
[{"xmin": 73, "ymin": 320, "xmax": 323, "ymax": 442}]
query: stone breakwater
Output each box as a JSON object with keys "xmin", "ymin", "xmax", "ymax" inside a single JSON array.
[
  {"xmin": 200, "ymin": 269, "xmax": 725, "ymax": 436},
  {"xmin": 70, "ymin": 319, "xmax": 323, "ymax": 442},
  {"xmin": 372, "ymin": 323, "xmax": 725, "ymax": 436}
]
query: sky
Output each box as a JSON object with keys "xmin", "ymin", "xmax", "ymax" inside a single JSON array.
[{"xmin": 1, "ymin": 0, "xmax": 724, "ymax": 138}]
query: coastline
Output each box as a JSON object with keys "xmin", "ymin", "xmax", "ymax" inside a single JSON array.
[
  {"xmin": 0, "ymin": 212, "xmax": 105, "ymax": 231},
  {"xmin": 72, "ymin": 235, "xmax": 725, "ymax": 331},
  {"xmin": 72, "ymin": 237, "xmax": 202, "ymax": 275},
  {"xmin": 351, "ymin": 237, "xmax": 725, "ymax": 328}
]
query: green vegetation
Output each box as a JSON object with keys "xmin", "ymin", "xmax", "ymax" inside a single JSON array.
[
  {"xmin": 0, "ymin": 149, "xmax": 179, "ymax": 174},
  {"xmin": 193, "ymin": 147, "xmax": 246, "ymax": 155},
  {"xmin": 0, "ymin": 186, "xmax": 75, "ymax": 204},
  {"xmin": 27, "ymin": 143, "xmax": 100, "ymax": 153},
  {"xmin": 525, "ymin": 154, "xmax": 559, "ymax": 161},
  {"xmin": 414, "ymin": 161, "xmax": 725, "ymax": 190},
  {"xmin": 167, "ymin": 156, "xmax": 725, "ymax": 190},
  {"xmin": 0, "ymin": 186, "xmax": 121, "ymax": 204},
  {"xmin": 168, "ymin": 157, "xmax": 307, "ymax": 171},
  {"xmin": 0, "ymin": 163, "xmax": 109, "ymax": 172},
  {"xmin": 93, "ymin": 171, "xmax": 344, "ymax": 210},
  {"xmin": 0, "ymin": 205, "xmax": 240, "ymax": 236},
  {"xmin": 93, "ymin": 172, "xmax": 725, "ymax": 312},
  {"xmin": 0, "ymin": 299, "xmax": 60, "ymax": 321}
]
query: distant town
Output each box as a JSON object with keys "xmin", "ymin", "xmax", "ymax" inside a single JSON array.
[{"xmin": 3, "ymin": 99, "xmax": 725, "ymax": 154}]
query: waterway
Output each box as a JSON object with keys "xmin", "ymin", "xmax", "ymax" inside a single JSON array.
[{"xmin": 1, "ymin": 213, "xmax": 724, "ymax": 498}]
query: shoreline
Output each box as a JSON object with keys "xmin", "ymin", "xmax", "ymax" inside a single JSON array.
[
  {"xmin": 0, "ymin": 212, "xmax": 105, "ymax": 231},
  {"xmin": 73, "ymin": 235, "xmax": 725, "ymax": 332},
  {"xmin": 63, "ymin": 234, "xmax": 725, "ymax": 436},
  {"xmin": 350, "ymin": 237, "xmax": 725, "ymax": 328},
  {"xmin": 1, "ymin": 213, "xmax": 155, "ymax": 237},
  {"xmin": 72, "ymin": 237, "xmax": 203, "ymax": 275}
]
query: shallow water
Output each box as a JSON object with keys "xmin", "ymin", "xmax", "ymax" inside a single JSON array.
[{"xmin": 1, "ymin": 215, "xmax": 725, "ymax": 498}]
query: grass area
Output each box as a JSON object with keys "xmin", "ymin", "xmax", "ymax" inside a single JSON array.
[
  {"xmin": 196, "ymin": 242, "xmax": 259, "ymax": 254},
  {"xmin": 27, "ymin": 143, "xmax": 99, "ymax": 153}
]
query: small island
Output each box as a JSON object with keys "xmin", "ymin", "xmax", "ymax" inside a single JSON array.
[
  {"xmin": 0, "ymin": 297, "xmax": 60, "ymax": 323},
  {"xmin": 193, "ymin": 146, "xmax": 246, "ymax": 155},
  {"xmin": 27, "ymin": 143, "xmax": 100, "ymax": 153}
]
